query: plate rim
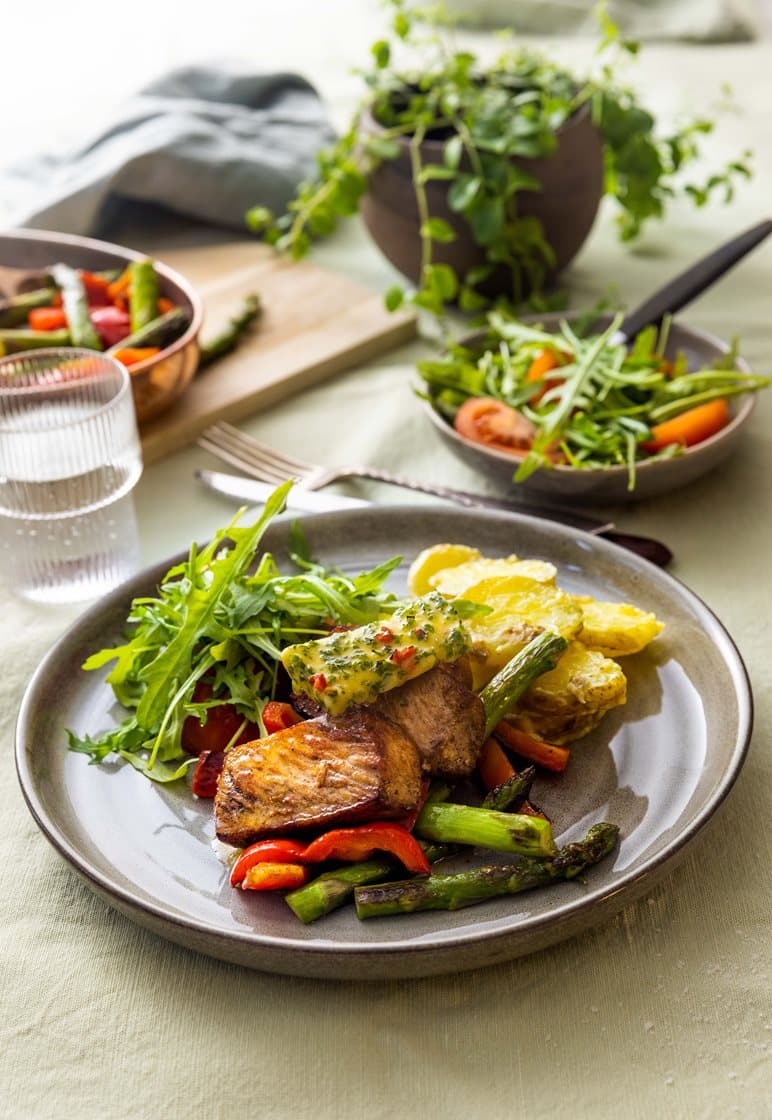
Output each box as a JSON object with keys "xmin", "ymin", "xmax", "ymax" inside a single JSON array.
[{"xmin": 14, "ymin": 505, "xmax": 755, "ymax": 974}]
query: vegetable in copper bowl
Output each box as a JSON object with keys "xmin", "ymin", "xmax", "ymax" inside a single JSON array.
[{"xmin": 0, "ymin": 229, "xmax": 203, "ymax": 423}]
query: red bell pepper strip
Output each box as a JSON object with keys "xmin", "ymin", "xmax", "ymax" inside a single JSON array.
[
  {"xmin": 181, "ymin": 680, "xmax": 261, "ymax": 755},
  {"xmin": 79, "ymin": 270, "xmax": 112, "ymax": 306},
  {"xmin": 191, "ymin": 750, "xmax": 225, "ymax": 798},
  {"xmin": 262, "ymin": 700, "xmax": 302, "ymax": 735},
  {"xmin": 230, "ymin": 838, "xmax": 310, "ymax": 886},
  {"xmin": 241, "ymin": 863, "xmax": 309, "ymax": 891},
  {"xmin": 302, "ymin": 823, "xmax": 430, "ymax": 874},
  {"xmin": 28, "ymin": 307, "xmax": 68, "ymax": 332}
]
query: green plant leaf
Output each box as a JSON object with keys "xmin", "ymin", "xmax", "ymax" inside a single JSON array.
[
  {"xmin": 371, "ymin": 39, "xmax": 390, "ymax": 68},
  {"xmin": 448, "ymin": 174, "xmax": 482, "ymax": 212},
  {"xmin": 466, "ymin": 195, "xmax": 505, "ymax": 246},
  {"xmin": 444, "ymin": 135, "xmax": 463, "ymax": 170},
  {"xmin": 424, "ymin": 263, "xmax": 459, "ymax": 302},
  {"xmin": 365, "ymin": 136, "xmax": 401, "ymax": 161},
  {"xmin": 421, "ymin": 218, "xmax": 457, "ymax": 243},
  {"xmin": 385, "ymin": 286, "xmax": 405, "ymax": 311}
]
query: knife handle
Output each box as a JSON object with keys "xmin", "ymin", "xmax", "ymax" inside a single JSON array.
[
  {"xmin": 617, "ymin": 219, "xmax": 772, "ymax": 341},
  {"xmin": 595, "ymin": 529, "xmax": 672, "ymax": 568}
]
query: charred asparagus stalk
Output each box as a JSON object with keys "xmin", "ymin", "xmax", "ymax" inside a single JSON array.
[
  {"xmin": 482, "ymin": 765, "xmax": 536, "ymax": 812},
  {"xmin": 198, "ymin": 292, "xmax": 262, "ymax": 369},
  {"xmin": 0, "ymin": 286, "xmax": 57, "ymax": 328},
  {"xmin": 0, "ymin": 327, "xmax": 70, "ymax": 354},
  {"xmin": 354, "ymin": 823, "xmax": 620, "ymax": 917},
  {"xmin": 480, "ymin": 631, "xmax": 568, "ymax": 738},
  {"xmin": 106, "ymin": 307, "xmax": 189, "ymax": 354},
  {"xmin": 129, "ymin": 258, "xmax": 160, "ymax": 333},
  {"xmin": 414, "ymin": 800, "xmax": 556, "ymax": 858},
  {"xmin": 285, "ymin": 841, "xmax": 450, "ymax": 924},
  {"xmin": 51, "ymin": 263, "xmax": 102, "ymax": 350}
]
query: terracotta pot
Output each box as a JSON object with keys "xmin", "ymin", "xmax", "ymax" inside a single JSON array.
[{"xmin": 360, "ymin": 101, "xmax": 604, "ymax": 296}]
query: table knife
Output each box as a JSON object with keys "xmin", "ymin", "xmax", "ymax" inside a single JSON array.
[
  {"xmin": 196, "ymin": 469, "xmax": 672, "ymax": 567},
  {"xmin": 196, "ymin": 469, "xmax": 369, "ymax": 512}
]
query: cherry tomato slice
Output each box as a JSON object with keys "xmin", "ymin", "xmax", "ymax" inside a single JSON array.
[
  {"xmin": 454, "ymin": 397, "xmax": 536, "ymax": 455},
  {"xmin": 181, "ymin": 681, "xmax": 260, "ymax": 755},
  {"xmin": 191, "ymin": 750, "xmax": 225, "ymax": 798}
]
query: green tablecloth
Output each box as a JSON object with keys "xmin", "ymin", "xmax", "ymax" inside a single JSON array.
[{"xmin": 2, "ymin": 30, "xmax": 771, "ymax": 1120}]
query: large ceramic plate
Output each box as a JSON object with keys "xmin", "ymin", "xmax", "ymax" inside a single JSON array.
[{"xmin": 16, "ymin": 507, "xmax": 752, "ymax": 979}]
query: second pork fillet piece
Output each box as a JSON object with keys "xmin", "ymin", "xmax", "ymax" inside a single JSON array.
[{"xmin": 372, "ymin": 656, "xmax": 485, "ymax": 780}]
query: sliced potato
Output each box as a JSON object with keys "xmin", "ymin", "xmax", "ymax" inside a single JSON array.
[
  {"xmin": 455, "ymin": 574, "xmax": 584, "ymax": 687},
  {"xmin": 574, "ymin": 597, "xmax": 665, "ymax": 657},
  {"xmin": 429, "ymin": 556, "xmax": 557, "ymax": 597},
  {"xmin": 407, "ymin": 543, "xmax": 481, "ymax": 596},
  {"xmin": 508, "ymin": 641, "xmax": 628, "ymax": 744}
]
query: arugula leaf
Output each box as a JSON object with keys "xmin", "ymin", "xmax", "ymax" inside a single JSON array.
[{"xmin": 135, "ymin": 483, "xmax": 291, "ymax": 732}]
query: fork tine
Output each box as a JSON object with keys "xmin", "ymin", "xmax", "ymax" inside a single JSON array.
[
  {"xmin": 197, "ymin": 434, "xmax": 290, "ymax": 485},
  {"xmin": 207, "ymin": 422, "xmax": 312, "ymax": 476},
  {"xmin": 198, "ymin": 423, "xmax": 312, "ymax": 484}
]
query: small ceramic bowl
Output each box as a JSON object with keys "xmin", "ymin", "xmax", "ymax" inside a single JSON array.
[
  {"xmin": 0, "ymin": 229, "xmax": 203, "ymax": 424},
  {"xmin": 421, "ymin": 313, "xmax": 756, "ymax": 504}
]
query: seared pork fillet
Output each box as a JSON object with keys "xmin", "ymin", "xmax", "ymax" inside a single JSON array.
[
  {"xmin": 215, "ymin": 707, "xmax": 422, "ymax": 846},
  {"xmin": 293, "ymin": 658, "xmax": 486, "ymax": 780},
  {"xmin": 373, "ymin": 657, "xmax": 485, "ymax": 779}
]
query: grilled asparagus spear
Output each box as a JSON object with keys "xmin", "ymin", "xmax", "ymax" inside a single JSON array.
[
  {"xmin": 50, "ymin": 263, "xmax": 102, "ymax": 350},
  {"xmin": 354, "ymin": 823, "xmax": 620, "ymax": 917}
]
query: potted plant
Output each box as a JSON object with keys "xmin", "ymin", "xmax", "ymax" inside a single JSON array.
[{"xmin": 247, "ymin": 1, "xmax": 751, "ymax": 316}]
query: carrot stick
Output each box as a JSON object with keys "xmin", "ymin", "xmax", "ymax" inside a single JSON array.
[
  {"xmin": 642, "ymin": 398, "xmax": 730, "ymax": 452},
  {"xmin": 526, "ymin": 349, "xmax": 561, "ymax": 382},
  {"xmin": 494, "ymin": 721, "xmax": 571, "ymax": 773},
  {"xmin": 107, "ymin": 268, "xmax": 132, "ymax": 303},
  {"xmin": 111, "ymin": 346, "xmax": 161, "ymax": 368},
  {"xmin": 478, "ymin": 737, "xmax": 516, "ymax": 791}
]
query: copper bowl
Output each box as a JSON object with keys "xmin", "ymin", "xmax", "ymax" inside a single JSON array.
[{"xmin": 0, "ymin": 229, "xmax": 203, "ymax": 424}]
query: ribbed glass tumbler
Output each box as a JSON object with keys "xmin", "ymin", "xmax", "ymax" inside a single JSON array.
[{"xmin": 0, "ymin": 349, "xmax": 143, "ymax": 603}]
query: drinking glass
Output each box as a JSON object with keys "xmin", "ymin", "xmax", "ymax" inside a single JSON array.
[{"xmin": 0, "ymin": 349, "xmax": 143, "ymax": 603}]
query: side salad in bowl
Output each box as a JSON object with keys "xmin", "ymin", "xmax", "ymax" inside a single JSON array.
[{"xmin": 418, "ymin": 310, "xmax": 771, "ymax": 503}]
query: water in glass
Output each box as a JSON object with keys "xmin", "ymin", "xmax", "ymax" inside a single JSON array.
[{"xmin": 0, "ymin": 350, "xmax": 143, "ymax": 603}]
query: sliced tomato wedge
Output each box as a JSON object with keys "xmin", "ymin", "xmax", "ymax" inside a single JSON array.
[
  {"xmin": 181, "ymin": 681, "xmax": 260, "ymax": 755},
  {"xmin": 454, "ymin": 397, "xmax": 536, "ymax": 455}
]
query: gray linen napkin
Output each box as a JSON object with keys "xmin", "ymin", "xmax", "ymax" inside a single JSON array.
[{"xmin": 0, "ymin": 64, "xmax": 336, "ymax": 237}]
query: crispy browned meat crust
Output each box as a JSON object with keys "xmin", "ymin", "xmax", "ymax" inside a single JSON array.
[
  {"xmin": 214, "ymin": 707, "xmax": 422, "ymax": 846},
  {"xmin": 373, "ymin": 657, "xmax": 485, "ymax": 779}
]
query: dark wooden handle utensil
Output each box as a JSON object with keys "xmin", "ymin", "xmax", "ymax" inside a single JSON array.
[{"xmin": 615, "ymin": 218, "xmax": 772, "ymax": 342}]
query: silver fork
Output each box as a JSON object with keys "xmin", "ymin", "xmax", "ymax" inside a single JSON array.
[{"xmin": 196, "ymin": 422, "xmax": 673, "ymax": 566}]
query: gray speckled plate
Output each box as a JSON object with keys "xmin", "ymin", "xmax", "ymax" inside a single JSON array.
[{"xmin": 15, "ymin": 507, "xmax": 752, "ymax": 979}]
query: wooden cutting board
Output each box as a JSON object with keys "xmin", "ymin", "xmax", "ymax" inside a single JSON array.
[{"xmin": 139, "ymin": 241, "xmax": 416, "ymax": 464}]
